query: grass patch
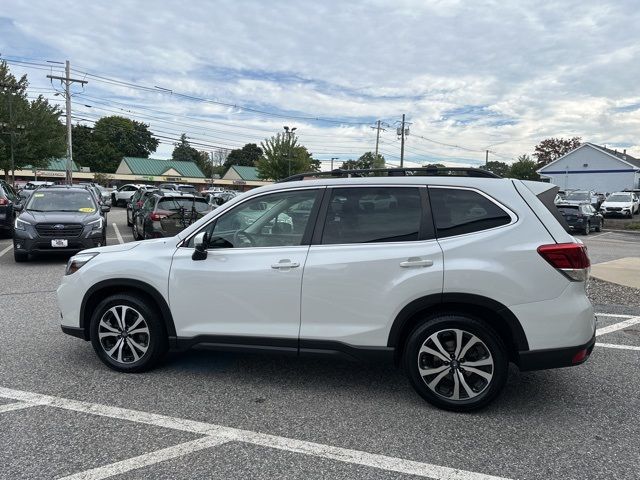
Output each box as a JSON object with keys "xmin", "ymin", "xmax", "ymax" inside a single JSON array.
[{"xmin": 625, "ymin": 222, "xmax": 640, "ymax": 230}]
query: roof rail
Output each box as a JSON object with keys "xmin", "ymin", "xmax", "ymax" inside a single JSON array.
[{"xmin": 279, "ymin": 166, "xmax": 500, "ymax": 182}]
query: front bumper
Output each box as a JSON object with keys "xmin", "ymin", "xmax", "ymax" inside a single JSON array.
[
  {"xmin": 14, "ymin": 227, "xmax": 105, "ymax": 254},
  {"xmin": 518, "ymin": 333, "xmax": 596, "ymax": 371}
]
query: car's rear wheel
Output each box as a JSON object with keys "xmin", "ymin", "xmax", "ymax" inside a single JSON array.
[
  {"xmin": 404, "ymin": 314, "xmax": 508, "ymax": 412},
  {"xmin": 133, "ymin": 220, "xmax": 143, "ymax": 240},
  {"xmin": 127, "ymin": 210, "xmax": 133, "ymax": 227},
  {"xmin": 89, "ymin": 294, "xmax": 168, "ymax": 372},
  {"xmin": 13, "ymin": 250, "xmax": 28, "ymax": 262}
]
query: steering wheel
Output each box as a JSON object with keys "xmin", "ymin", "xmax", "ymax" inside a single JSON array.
[{"xmin": 232, "ymin": 229, "xmax": 254, "ymax": 247}]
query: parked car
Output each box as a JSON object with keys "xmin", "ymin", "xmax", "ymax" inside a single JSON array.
[
  {"xmin": 132, "ymin": 192, "xmax": 209, "ymax": 240},
  {"xmin": 561, "ymin": 190, "xmax": 601, "ymax": 209},
  {"xmin": 13, "ymin": 185, "xmax": 110, "ymax": 261},
  {"xmin": 111, "ymin": 184, "xmax": 148, "ymax": 207},
  {"xmin": 205, "ymin": 190, "xmax": 237, "ymax": 208},
  {"xmin": 58, "ymin": 168, "xmax": 596, "ymax": 412},
  {"xmin": 600, "ymin": 191, "xmax": 639, "ymax": 217},
  {"xmin": 79, "ymin": 182, "xmax": 111, "ymax": 206},
  {"xmin": 557, "ymin": 203, "xmax": 603, "ymax": 234},
  {"xmin": 18, "ymin": 181, "xmax": 55, "ymax": 201},
  {"xmin": 0, "ymin": 179, "xmax": 19, "ymax": 237},
  {"xmin": 158, "ymin": 183, "xmax": 200, "ymax": 196},
  {"xmin": 127, "ymin": 187, "xmax": 159, "ymax": 227}
]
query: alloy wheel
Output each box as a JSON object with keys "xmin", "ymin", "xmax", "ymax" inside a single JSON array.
[
  {"xmin": 417, "ymin": 328, "xmax": 494, "ymax": 401},
  {"xmin": 98, "ymin": 305, "xmax": 150, "ymax": 364}
]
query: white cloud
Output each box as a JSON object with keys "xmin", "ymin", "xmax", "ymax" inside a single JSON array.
[{"xmin": 2, "ymin": 0, "xmax": 640, "ymax": 165}]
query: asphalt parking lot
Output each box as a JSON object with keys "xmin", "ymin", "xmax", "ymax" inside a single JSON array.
[{"xmin": 1, "ymin": 208, "xmax": 639, "ymax": 479}]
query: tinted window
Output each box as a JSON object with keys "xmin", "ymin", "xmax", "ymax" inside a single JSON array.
[
  {"xmin": 321, "ymin": 187, "xmax": 422, "ymax": 244},
  {"xmin": 157, "ymin": 197, "xmax": 209, "ymax": 213},
  {"xmin": 558, "ymin": 206, "xmax": 579, "ymax": 215},
  {"xmin": 429, "ymin": 188, "xmax": 511, "ymax": 238}
]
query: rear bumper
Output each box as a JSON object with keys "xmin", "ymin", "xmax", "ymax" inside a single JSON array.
[{"xmin": 518, "ymin": 333, "xmax": 596, "ymax": 371}]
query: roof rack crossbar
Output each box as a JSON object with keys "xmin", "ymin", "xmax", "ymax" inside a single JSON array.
[{"xmin": 279, "ymin": 167, "xmax": 500, "ymax": 182}]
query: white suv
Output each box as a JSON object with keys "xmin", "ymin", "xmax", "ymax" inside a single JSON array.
[{"xmin": 58, "ymin": 169, "xmax": 595, "ymax": 411}]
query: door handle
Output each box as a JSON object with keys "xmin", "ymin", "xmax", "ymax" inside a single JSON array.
[
  {"xmin": 271, "ymin": 260, "xmax": 300, "ymax": 269},
  {"xmin": 400, "ymin": 258, "xmax": 434, "ymax": 268}
]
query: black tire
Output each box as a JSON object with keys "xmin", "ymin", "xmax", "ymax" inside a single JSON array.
[
  {"xmin": 404, "ymin": 314, "xmax": 508, "ymax": 412},
  {"xmin": 13, "ymin": 250, "xmax": 28, "ymax": 262},
  {"xmin": 595, "ymin": 221, "xmax": 601, "ymax": 232},
  {"xmin": 89, "ymin": 293, "xmax": 168, "ymax": 373},
  {"xmin": 127, "ymin": 210, "xmax": 133, "ymax": 227},
  {"xmin": 583, "ymin": 221, "xmax": 590, "ymax": 235},
  {"xmin": 133, "ymin": 221, "xmax": 143, "ymax": 240}
]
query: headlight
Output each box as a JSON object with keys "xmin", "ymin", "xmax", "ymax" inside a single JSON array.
[
  {"xmin": 87, "ymin": 217, "xmax": 103, "ymax": 231},
  {"xmin": 14, "ymin": 217, "xmax": 30, "ymax": 231},
  {"xmin": 65, "ymin": 252, "xmax": 98, "ymax": 275}
]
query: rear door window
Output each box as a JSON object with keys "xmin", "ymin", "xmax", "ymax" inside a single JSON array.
[
  {"xmin": 429, "ymin": 188, "xmax": 512, "ymax": 238},
  {"xmin": 320, "ymin": 187, "xmax": 423, "ymax": 244},
  {"xmin": 158, "ymin": 197, "xmax": 209, "ymax": 213}
]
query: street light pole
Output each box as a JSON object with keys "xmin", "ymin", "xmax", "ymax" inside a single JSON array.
[{"xmin": 283, "ymin": 126, "xmax": 297, "ymax": 176}]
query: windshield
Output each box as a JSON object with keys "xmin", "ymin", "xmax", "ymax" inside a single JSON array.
[
  {"xmin": 558, "ymin": 206, "xmax": 579, "ymax": 214},
  {"xmin": 565, "ymin": 192, "xmax": 590, "ymax": 201},
  {"xmin": 26, "ymin": 190, "xmax": 97, "ymax": 213},
  {"xmin": 157, "ymin": 197, "xmax": 209, "ymax": 213},
  {"xmin": 178, "ymin": 186, "xmax": 196, "ymax": 192},
  {"xmin": 607, "ymin": 194, "xmax": 632, "ymax": 202}
]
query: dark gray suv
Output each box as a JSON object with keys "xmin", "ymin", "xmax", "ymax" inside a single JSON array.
[{"xmin": 13, "ymin": 185, "xmax": 110, "ymax": 262}]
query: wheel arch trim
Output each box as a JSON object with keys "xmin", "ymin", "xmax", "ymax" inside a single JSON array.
[
  {"xmin": 387, "ymin": 293, "xmax": 529, "ymax": 352},
  {"xmin": 79, "ymin": 279, "xmax": 176, "ymax": 343}
]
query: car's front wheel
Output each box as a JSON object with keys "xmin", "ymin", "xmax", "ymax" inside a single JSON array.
[
  {"xmin": 89, "ymin": 294, "xmax": 168, "ymax": 372},
  {"xmin": 404, "ymin": 315, "xmax": 508, "ymax": 412}
]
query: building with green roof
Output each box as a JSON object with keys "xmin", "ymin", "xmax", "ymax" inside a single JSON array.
[
  {"xmin": 222, "ymin": 165, "xmax": 261, "ymax": 182},
  {"xmin": 116, "ymin": 157, "xmax": 205, "ymax": 179}
]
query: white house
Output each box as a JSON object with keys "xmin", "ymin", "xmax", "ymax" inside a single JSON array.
[{"xmin": 537, "ymin": 143, "xmax": 640, "ymax": 193}]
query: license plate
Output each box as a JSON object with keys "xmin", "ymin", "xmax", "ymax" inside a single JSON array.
[{"xmin": 51, "ymin": 239, "xmax": 68, "ymax": 248}]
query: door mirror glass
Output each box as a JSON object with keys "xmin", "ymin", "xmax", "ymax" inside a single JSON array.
[
  {"xmin": 14, "ymin": 203, "xmax": 24, "ymax": 212},
  {"xmin": 100, "ymin": 205, "xmax": 111, "ymax": 213}
]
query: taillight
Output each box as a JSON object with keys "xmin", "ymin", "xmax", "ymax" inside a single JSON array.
[
  {"xmin": 0, "ymin": 198, "xmax": 8, "ymax": 206},
  {"xmin": 537, "ymin": 243, "xmax": 590, "ymax": 282},
  {"xmin": 150, "ymin": 210, "xmax": 171, "ymax": 221}
]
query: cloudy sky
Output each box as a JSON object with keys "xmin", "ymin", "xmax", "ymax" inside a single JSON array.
[{"xmin": 2, "ymin": 0, "xmax": 640, "ymax": 168}]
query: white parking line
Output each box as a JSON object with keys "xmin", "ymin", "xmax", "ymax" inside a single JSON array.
[
  {"xmin": 112, "ymin": 223, "xmax": 124, "ymax": 244},
  {"xmin": 597, "ymin": 343, "xmax": 640, "ymax": 351},
  {"xmin": 0, "ymin": 244, "xmax": 13, "ymax": 258},
  {"xmin": 596, "ymin": 317, "xmax": 640, "ymax": 336},
  {"xmin": 0, "ymin": 386, "xmax": 510, "ymax": 480},
  {"xmin": 595, "ymin": 313, "xmax": 636, "ymax": 319},
  {"xmin": 0, "ymin": 402, "xmax": 36, "ymax": 413},
  {"xmin": 60, "ymin": 436, "xmax": 231, "ymax": 480}
]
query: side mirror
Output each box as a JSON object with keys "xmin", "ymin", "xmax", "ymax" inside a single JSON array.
[
  {"xmin": 192, "ymin": 232, "xmax": 208, "ymax": 261},
  {"xmin": 14, "ymin": 203, "xmax": 24, "ymax": 212},
  {"xmin": 214, "ymin": 197, "xmax": 225, "ymax": 206},
  {"xmin": 100, "ymin": 205, "xmax": 111, "ymax": 213}
]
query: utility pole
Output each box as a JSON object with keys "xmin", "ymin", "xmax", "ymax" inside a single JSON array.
[
  {"xmin": 331, "ymin": 157, "xmax": 338, "ymax": 170},
  {"xmin": 0, "ymin": 83, "xmax": 25, "ymax": 186},
  {"xmin": 371, "ymin": 120, "xmax": 386, "ymax": 158},
  {"xmin": 485, "ymin": 150, "xmax": 489, "ymax": 166},
  {"xmin": 283, "ymin": 126, "xmax": 297, "ymax": 177},
  {"xmin": 47, "ymin": 60, "xmax": 87, "ymax": 185},
  {"xmin": 396, "ymin": 114, "xmax": 409, "ymax": 167}
]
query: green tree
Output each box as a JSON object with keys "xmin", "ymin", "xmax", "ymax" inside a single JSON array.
[
  {"xmin": 533, "ymin": 137, "xmax": 581, "ymax": 168},
  {"xmin": 340, "ymin": 151, "xmax": 385, "ymax": 170},
  {"xmin": 224, "ymin": 143, "xmax": 263, "ymax": 168},
  {"xmin": 73, "ymin": 116, "xmax": 159, "ymax": 173},
  {"xmin": 257, "ymin": 133, "xmax": 313, "ymax": 181},
  {"xmin": 509, "ymin": 154, "xmax": 540, "ymax": 180},
  {"xmin": 481, "ymin": 160, "xmax": 511, "ymax": 177},
  {"xmin": 172, "ymin": 133, "xmax": 199, "ymax": 162},
  {"xmin": 193, "ymin": 150, "xmax": 215, "ymax": 178},
  {"xmin": 0, "ymin": 61, "xmax": 66, "ymax": 180}
]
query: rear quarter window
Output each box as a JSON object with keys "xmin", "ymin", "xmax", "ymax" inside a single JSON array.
[{"xmin": 429, "ymin": 188, "xmax": 512, "ymax": 238}]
